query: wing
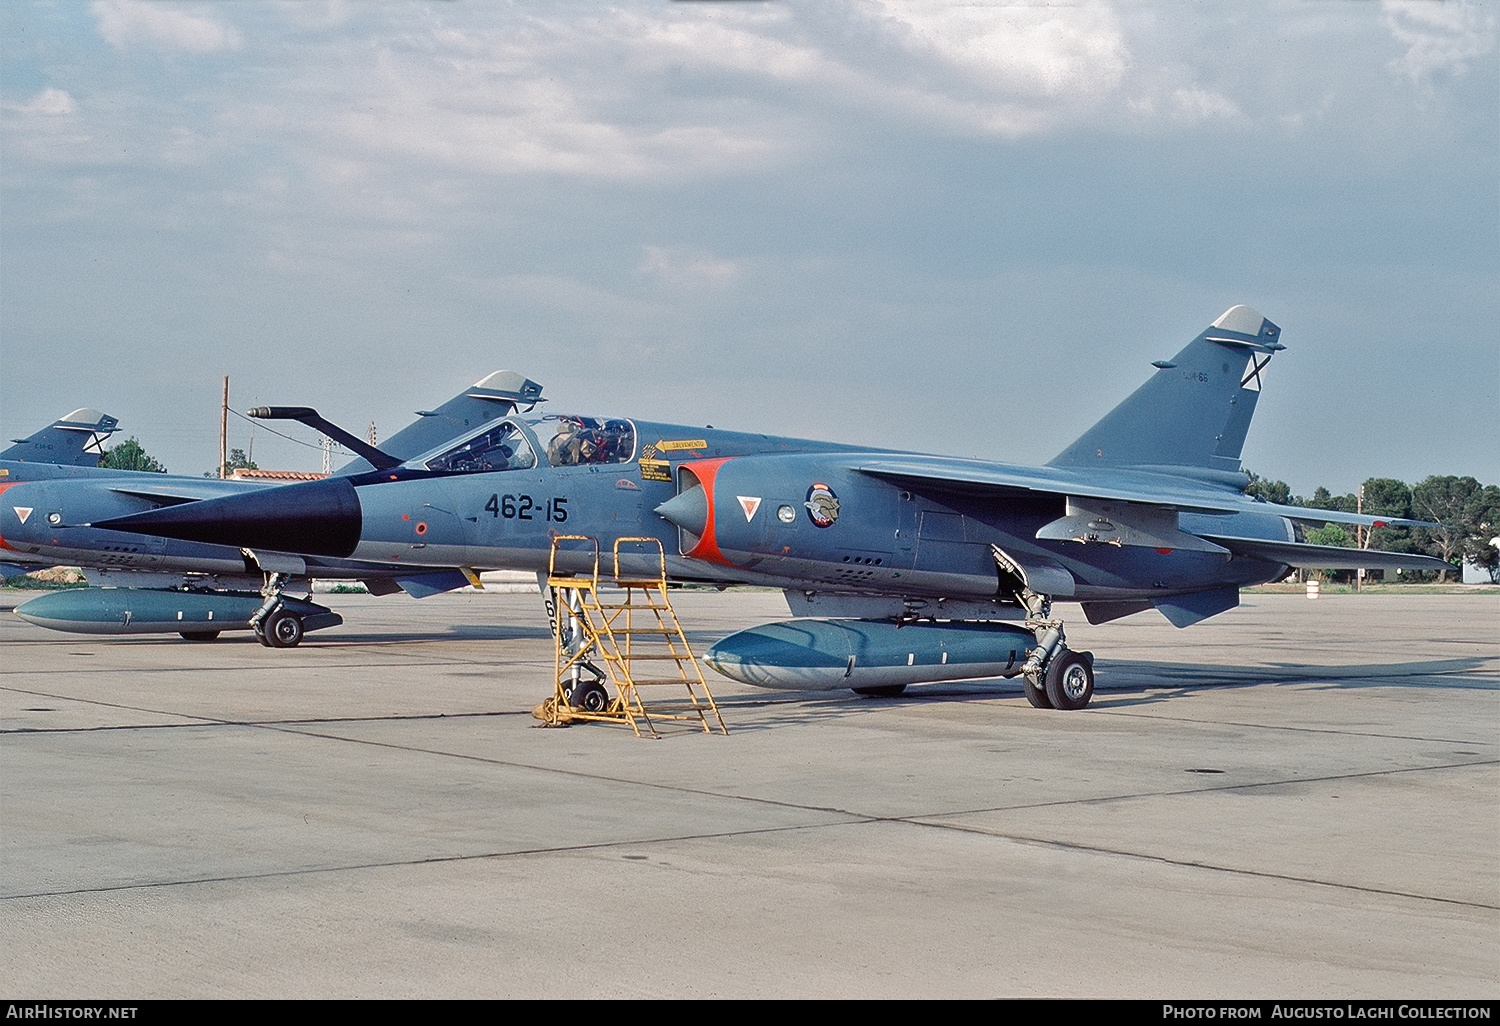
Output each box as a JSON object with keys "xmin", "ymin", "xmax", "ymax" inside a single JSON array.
[{"xmin": 855, "ymin": 457, "xmax": 1444, "ymax": 570}]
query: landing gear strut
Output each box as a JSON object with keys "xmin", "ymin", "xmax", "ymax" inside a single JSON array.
[
  {"xmin": 994, "ymin": 546, "xmax": 1095, "ymax": 711},
  {"xmin": 538, "ymin": 571, "xmax": 614, "ymax": 715},
  {"xmin": 249, "ymin": 572, "xmax": 303, "ymax": 648}
]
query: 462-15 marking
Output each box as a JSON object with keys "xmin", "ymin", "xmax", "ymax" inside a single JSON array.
[{"xmin": 485, "ymin": 494, "xmax": 568, "ymax": 522}]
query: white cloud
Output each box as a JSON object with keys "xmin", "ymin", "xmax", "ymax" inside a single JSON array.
[
  {"xmin": 1382, "ymin": 0, "xmax": 1497, "ymax": 83},
  {"xmin": 16, "ymin": 89, "xmax": 77, "ymax": 116},
  {"xmin": 1171, "ymin": 86, "xmax": 1241, "ymax": 122},
  {"xmin": 93, "ymin": 0, "xmax": 242, "ymax": 53},
  {"xmin": 870, "ymin": 0, "xmax": 1131, "ymax": 98},
  {"xmin": 637, "ymin": 246, "xmax": 741, "ymax": 289}
]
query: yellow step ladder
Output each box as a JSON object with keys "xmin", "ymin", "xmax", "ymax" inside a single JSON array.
[{"xmin": 535, "ymin": 535, "xmax": 728, "ymax": 739}]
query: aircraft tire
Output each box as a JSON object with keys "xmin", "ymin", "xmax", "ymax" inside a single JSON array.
[
  {"xmin": 1023, "ymin": 675, "xmax": 1052, "ymax": 709},
  {"xmin": 852, "ymin": 684, "xmax": 907, "ymax": 698},
  {"xmin": 1044, "ymin": 650, "xmax": 1094, "ymax": 711},
  {"xmin": 263, "ymin": 610, "xmax": 305, "ymax": 649},
  {"xmin": 568, "ymin": 680, "xmax": 610, "ymax": 713},
  {"xmin": 179, "ymin": 631, "xmax": 221, "ymax": 641}
]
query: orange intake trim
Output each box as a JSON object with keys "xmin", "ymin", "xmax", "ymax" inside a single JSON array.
[{"xmin": 679, "ymin": 457, "xmax": 737, "ymax": 568}]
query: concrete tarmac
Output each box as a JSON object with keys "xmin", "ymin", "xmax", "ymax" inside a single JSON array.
[{"xmin": 2, "ymin": 589, "xmax": 1496, "ymax": 999}]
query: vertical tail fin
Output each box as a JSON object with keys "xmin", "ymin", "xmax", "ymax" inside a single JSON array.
[
  {"xmin": 2, "ymin": 409, "xmax": 120, "ymax": 466},
  {"xmin": 336, "ymin": 371, "xmax": 545, "ymax": 473},
  {"xmin": 1047, "ymin": 306, "xmax": 1283, "ymax": 477}
]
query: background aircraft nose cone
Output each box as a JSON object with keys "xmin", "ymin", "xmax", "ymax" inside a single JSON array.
[{"xmin": 94, "ymin": 477, "xmax": 363, "ymax": 558}]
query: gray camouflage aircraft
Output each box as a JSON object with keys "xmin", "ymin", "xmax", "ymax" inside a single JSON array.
[
  {"xmin": 94, "ymin": 307, "xmax": 1449, "ymax": 708},
  {"xmin": 2, "ymin": 373, "xmax": 543, "ymax": 645}
]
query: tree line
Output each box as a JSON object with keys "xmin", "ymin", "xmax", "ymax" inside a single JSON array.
[
  {"xmin": 99, "ymin": 439, "xmax": 256, "ymax": 478},
  {"xmin": 1247, "ymin": 472, "xmax": 1500, "ymax": 582}
]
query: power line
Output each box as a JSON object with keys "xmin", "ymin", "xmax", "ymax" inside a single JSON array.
[{"xmin": 225, "ymin": 407, "xmax": 353, "ymax": 455}]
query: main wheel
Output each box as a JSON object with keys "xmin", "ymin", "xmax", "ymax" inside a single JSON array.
[
  {"xmin": 1044, "ymin": 650, "xmax": 1094, "ymax": 711},
  {"xmin": 179, "ymin": 631, "xmax": 221, "ymax": 641},
  {"xmin": 852, "ymin": 684, "xmax": 907, "ymax": 698},
  {"xmin": 1023, "ymin": 675, "xmax": 1052, "ymax": 709},
  {"xmin": 263, "ymin": 610, "xmax": 305, "ymax": 649},
  {"xmin": 568, "ymin": 679, "xmax": 610, "ymax": 713}
]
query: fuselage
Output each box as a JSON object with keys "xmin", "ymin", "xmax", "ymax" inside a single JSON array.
[{"xmin": 148, "ymin": 411, "xmax": 1294, "ymax": 607}]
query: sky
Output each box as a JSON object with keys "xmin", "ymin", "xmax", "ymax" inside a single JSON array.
[{"xmin": 1, "ymin": 0, "xmax": 1495, "ymax": 495}]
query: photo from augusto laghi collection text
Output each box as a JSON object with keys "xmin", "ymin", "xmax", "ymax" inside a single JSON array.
[{"xmin": 1163, "ymin": 1006, "xmax": 1493, "ymax": 1020}]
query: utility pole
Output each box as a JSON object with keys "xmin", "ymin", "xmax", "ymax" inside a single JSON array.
[{"xmin": 219, "ymin": 376, "xmax": 229, "ymax": 479}]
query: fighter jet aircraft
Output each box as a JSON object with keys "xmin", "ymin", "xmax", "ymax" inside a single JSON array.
[
  {"xmin": 2, "ymin": 372, "xmax": 543, "ymax": 645},
  {"xmin": 93, "ymin": 307, "xmax": 1449, "ymax": 707}
]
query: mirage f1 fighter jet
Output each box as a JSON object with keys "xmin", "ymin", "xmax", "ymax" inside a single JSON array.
[
  {"xmin": 93, "ymin": 307, "xmax": 1449, "ymax": 708},
  {"xmin": 2, "ymin": 373, "xmax": 543, "ymax": 645}
]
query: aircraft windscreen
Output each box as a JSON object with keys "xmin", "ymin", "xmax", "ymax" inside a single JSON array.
[
  {"xmin": 530, "ymin": 415, "xmax": 636, "ymax": 467},
  {"xmin": 423, "ymin": 421, "xmax": 535, "ymax": 473}
]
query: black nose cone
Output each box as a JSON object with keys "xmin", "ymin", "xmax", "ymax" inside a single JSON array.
[{"xmin": 94, "ymin": 477, "xmax": 362, "ymax": 558}]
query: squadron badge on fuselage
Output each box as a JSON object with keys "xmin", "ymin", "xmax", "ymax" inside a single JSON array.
[{"xmin": 804, "ymin": 482, "xmax": 839, "ymax": 528}]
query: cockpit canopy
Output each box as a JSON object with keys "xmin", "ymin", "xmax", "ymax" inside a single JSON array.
[
  {"xmin": 531, "ymin": 415, "xmax": 636, "ymax": 467},
  {"xmin": 415, "ymin": 415, "xmax": 636, "ymax": 474},
  {"xmin": 422, "ymin": 421, "xmax": 535, "ymax": 473}
]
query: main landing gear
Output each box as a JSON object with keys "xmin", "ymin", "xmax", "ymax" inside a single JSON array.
[
  {"xmin": 1014, "ymin": 594, "xmax": 1095, "ymax": 711},
  {"xmin": 994, "ymin": 546, "xmax": 1096, "ymax": 711},
  {"xmin": 249, "ymin": 572, "xmax": 303, "ymax": 648}
]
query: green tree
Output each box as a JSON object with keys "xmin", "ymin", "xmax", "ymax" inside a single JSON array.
[
  {"xmin": 206, "ymin": 449, "xmax": 258, "ymax": 478},
  {"xmin": 1410, "ymin": 475, "xmax": 1487, "ymax": 580},
  {"xmin": 1460, "ymin": 484, "xmax": 1500, "ymax": 572},
  {"xmin": 100, "ymin": 437, "xmax": 166, "ymax": 473},
  {"xmin": 1245, "ymin": 470, "xmax": 1291, "ymax": 505},
  {"xmin": 1361, "ymin": 477, "xmax": 1415, "ymax": 557},
  {"xmin": 1303, "ymin": 523, "xmax": 1353, "ymax": 583},
  {"xmin": 1360, "ymin": 478, "xmax": 1412, "ymax": 519},
  {"xmin": 1306, "ymin": 486, "xmax": 1357, "ymax": 513}
]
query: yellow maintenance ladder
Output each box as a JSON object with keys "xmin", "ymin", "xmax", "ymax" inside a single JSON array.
[{"xmin": 535, "ymin": 535, "xmax": 728, "ymax": 739}]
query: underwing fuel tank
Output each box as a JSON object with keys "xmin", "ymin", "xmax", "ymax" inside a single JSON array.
[
  {"xmin": 702, "ymin": 618, "xmax": 1036, "ymax": 691},
  {"xmin": 14, "ymin": 588, "xmax": 342, "ymax": 637}
]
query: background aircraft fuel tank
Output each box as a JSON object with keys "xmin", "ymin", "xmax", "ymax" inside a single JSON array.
[
  {"xmin": 14, "ymin": 588, "xmax": 342, "ymax": 637},
  {"xmin": 703, "ymin": 618, "xmax": 1036, "ymax": 691}
]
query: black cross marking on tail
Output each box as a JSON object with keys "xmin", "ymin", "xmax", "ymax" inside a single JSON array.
[{"xmin": 1241, "ymin": 353, "xmax": 1273, "ymax": 391}]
